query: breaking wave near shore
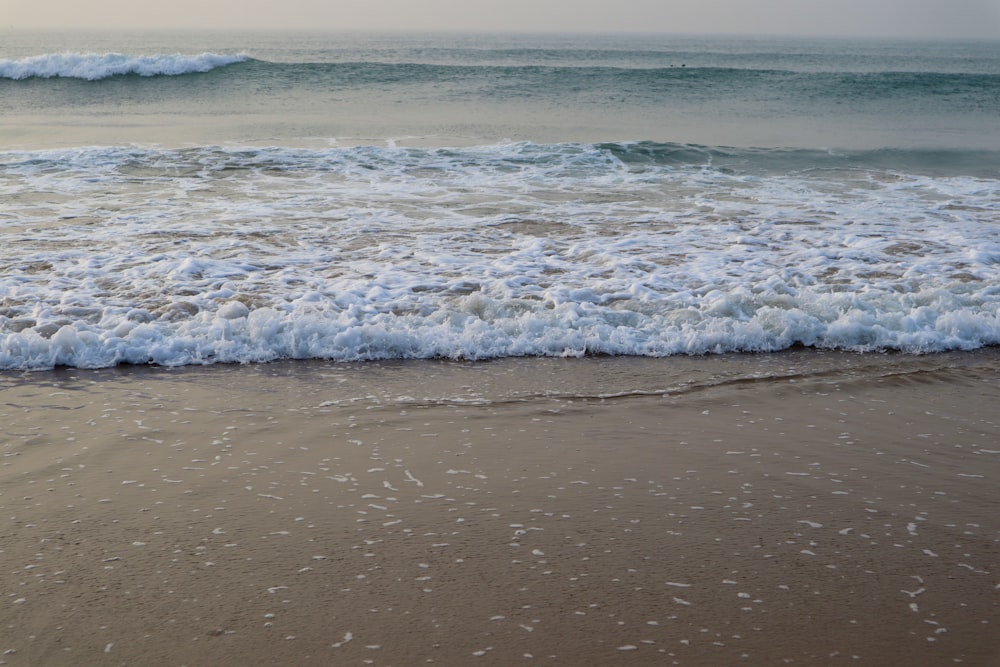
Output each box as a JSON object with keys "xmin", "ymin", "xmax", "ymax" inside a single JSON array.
[{"xmin": 2, "ymin": 141, "xmax": 999, "ymax": 370}]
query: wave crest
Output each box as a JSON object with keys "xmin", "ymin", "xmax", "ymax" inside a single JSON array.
[{"xmin": 0, "ymin": 52, "xmax": 248, "ymax": 80}]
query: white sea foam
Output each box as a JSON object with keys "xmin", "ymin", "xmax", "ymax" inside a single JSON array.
[
  {"xmin": 0, "ymin": 52, "xmax": 247, "ymax": 80},
  {"xmin": 1, "ymin": 143, "xmax": 998, "ymax": 370}
]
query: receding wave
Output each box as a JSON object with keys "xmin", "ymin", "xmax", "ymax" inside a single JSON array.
[{"xmin": 0, "ymin": 52, "xmax": 249, "ymax": 80}]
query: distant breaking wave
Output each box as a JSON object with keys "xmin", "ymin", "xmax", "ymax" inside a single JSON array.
[{"xmin": 0, "ymin": 52, "xmax": 248, "ymax": 80}]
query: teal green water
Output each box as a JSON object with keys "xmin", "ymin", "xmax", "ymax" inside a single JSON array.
[{"xmin": 2, "ymin": 31, "xmax": 999, "ymax": 151}]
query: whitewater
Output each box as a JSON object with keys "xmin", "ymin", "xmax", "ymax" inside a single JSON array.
[
  {"xmin": 3, "ymin": 141, "xmax": 998, "ymax": 370},
  {"xmin": 1, "ymin": 32, "xmax": 998, "ymax": 370},
  {"xmin": 0, "ymin": 52, "xmax": 247, "ymax": 80}
]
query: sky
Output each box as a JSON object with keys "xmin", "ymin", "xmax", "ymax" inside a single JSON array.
[{"xmin": 3, "ymin": 0, "xmax": 999, "ymax": 39}]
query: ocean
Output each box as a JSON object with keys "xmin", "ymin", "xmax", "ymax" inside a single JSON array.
[{"xmin": 2, "ymin": 30, "xmax": 999, "ymax": 370}]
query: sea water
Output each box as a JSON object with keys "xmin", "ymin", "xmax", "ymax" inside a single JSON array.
[{"xmin": 1, "ymin": 31, "xmax": 998, "ymax": 370}]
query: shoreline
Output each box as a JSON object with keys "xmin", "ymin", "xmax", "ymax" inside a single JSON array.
[{"xmin": 2, "ymin": 350, "xmax": 999, "ymax": 665}]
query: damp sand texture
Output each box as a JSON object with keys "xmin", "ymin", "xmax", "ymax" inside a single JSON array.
[{"xmin": 2, "ymin": 352, "xmax": 999, "ymax": 665}]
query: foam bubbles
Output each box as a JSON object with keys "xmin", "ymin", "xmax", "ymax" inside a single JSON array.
[{"xmin": 1, "ymin": 143, "xmax": 998, "ymax": 370}]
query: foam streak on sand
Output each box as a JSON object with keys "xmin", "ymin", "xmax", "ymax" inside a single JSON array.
[{"xmin": 1, "ymin": 351, "xmax": 999, "ymax": 665}]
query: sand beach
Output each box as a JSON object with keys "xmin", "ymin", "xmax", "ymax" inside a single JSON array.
[{"xmin": 1, "ymin": 350, "xmax": 998, "ymax": 665}]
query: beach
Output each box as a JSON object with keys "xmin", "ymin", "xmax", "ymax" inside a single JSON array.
[
  {"xmin": 2, "ymin": 29, "xmax": 999, "ymax": 666},
  {"xmin": 2, "ymin": 350, "xmax": 998, "ymax": 665}
]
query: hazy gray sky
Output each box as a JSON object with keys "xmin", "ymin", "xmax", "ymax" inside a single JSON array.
[{"xmin": 4, "ymin": 0, "xmax": 999, "ymax": 39}]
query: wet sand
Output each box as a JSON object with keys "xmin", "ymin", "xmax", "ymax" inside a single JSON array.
[{"xmin": 1, "ymin": 351, "xmax": 999, "ymax": 665}]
